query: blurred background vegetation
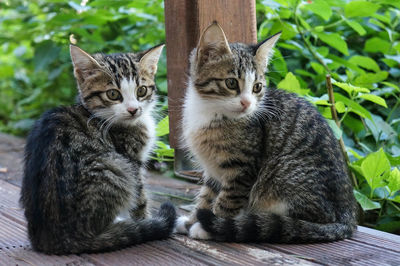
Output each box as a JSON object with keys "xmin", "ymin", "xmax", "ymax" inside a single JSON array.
[{"xmin": 0, "ymin": 0, "xmax": 399, "ymax": 233}]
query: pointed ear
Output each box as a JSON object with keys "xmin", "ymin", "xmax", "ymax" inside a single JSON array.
[
  {"xmin": 70, "ymin": 45, "xmax": 101, "ymax": 83},
  {"xmin": 196, "ymin": 22, "xmax": 232, "ymax": 67},
  {"xmin": 254, "ymin": 32, "xmax": 281, "ymax": 72},
  {"xmin": 139, "ymin": 44, "xmax": 164, "ymax": 76}
]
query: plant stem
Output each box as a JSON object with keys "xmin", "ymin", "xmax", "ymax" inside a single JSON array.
[
  {"xmin": 294, "ymin": 0, "xmax": 331, "ymax": 74},
  {"xmin": 326, "ymin": 75, "xmax": 358, "ymax": 188},
  {"xmin": 389, "ymin": 201, "xmax": 400, "ymax": 212},
  {"xmin": 150, "ymin": 191, "xmax": 194, "ymax": 202}
]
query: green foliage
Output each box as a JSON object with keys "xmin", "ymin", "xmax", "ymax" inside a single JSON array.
[
  {"xmin": 350, "ymin": 149, "xmax": 400, "ymax": 233},
  {"xmin": 153, "ymin": 116, "xmax": 174, "ymax": 162},
  {"xmin": 257, "ymin": 0, "xmax": 400, "ymax": 233},
  {"xmin": 0, "ymin": 0, "xmax": 167, "ymax": 136}
]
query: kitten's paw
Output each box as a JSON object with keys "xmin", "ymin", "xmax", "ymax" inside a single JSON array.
[
  {"xmin": 174, "ymin": 216, "xmax": 190, "ymax": 234},
  {"xmin": 189, "ymin": 222, "xmax": 212, "ymax": 240}
]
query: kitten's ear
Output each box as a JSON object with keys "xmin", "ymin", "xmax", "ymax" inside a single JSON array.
[
  {"xmin": 139, "ymin": 44, "xmax": 164, "ymax": 76},
  {"xmin": 196, "ymin": 22, "xmax": 232, "ymax": 67},
  {"xmin": 70, "ymin": 45, "xmax": 101, "ymax": 83},
  {"xmin": 254, "ymin": 32, "xmax": 281, "ymax": 72}
]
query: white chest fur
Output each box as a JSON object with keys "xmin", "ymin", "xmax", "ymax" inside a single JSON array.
[
  {"xmin": 182, "ymin": 85, "xmax": 230, "ymax": 179},
  {"xmin": 138, "ymin": 110, "xmax": 156, "ymax": 162}
]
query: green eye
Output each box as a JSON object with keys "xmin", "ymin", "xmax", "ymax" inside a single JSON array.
[
  {"xmin": 137, "ymin": 86, "xmax": 147, "ymax": 97},
  {"xmin": 253, "ymin": 83, "xmax": 263, "ymax": 93},
  {"xmin": 225, "ymin": 78, "xmax": 238, "ymax": 90},
  {"xmin": 106, "ymin": 89, "xmax": 121, "ymax": 101}
]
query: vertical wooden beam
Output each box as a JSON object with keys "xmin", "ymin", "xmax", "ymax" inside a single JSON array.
[{"xmin": 164, "ymin": 0, "xmax": 257, "ymax": 149}]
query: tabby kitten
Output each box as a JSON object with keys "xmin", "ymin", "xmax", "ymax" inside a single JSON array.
[
  {"xmin": 176, "ymin": 22, "xmax": 357, "ymax": 243},
  {"xmin": 20, "ymin": 44, "xmax": 176, "ymax": 254}
]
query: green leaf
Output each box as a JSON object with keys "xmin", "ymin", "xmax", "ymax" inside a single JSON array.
[
  {"xmin": 353, "ymin": 190, "xmax": 381, "ymax": 211},
  {"xmin": 333, "ymin": 82, "xmax": 370, "ymax": 96},
  {"xmin": 156, "ymin": 116, "xmax": 170, "ymax": 137},
  {"xmin": 369, "ymin": 18, "xmax": 386, "ymax": 29},
  {"xmin": 277, "ymin": 72, "xmax": 309, "ymax": 95},
  {"xmin": 316, "ymin": 32, "xmax": 349, "ymax": 55},
  {"xmin": 376, "ymin": 221, "xmax": 400, "ymax": 234},
  {"xmin": 365, "ymin": 114, "xmax": 397, "ymax": 143},
  {"xmin": 381, "ymin": 58, "xmax": 398, "ymax": 68},
  {"xmin": 326, "ymin": 119, "xmax": 342, "ymax": 140},
  {"xmin": 0, "ymin": 66, "xmax": 14, "ymax": 78},
  {"xmin": 358, "ymin": 94, "xmax": 387, "ymax": 108},
  {"xmin": 345, "ymin": 20, "xmax": 366, "ymax": 36},
  {"xmin": 343, "ymin": 114, "xmax": 365, "ymax": 134},
  {"xmin": 334, "ymin": 93, "xmax": 372, "ymax": 119},
  {"xmin": 381, "ymin": 82, "xmax": 400, "ymax": 92},
  {"xmin": 354, "ymin": 72, "xmax": 389, "ymax": 87},
  {"xmin": 345, "ymin": 1, "xmax": 381, "ymax": 18},
  {"xmin": 349, "ymin": 148, "xmax": 364, "ymax": 160},
  {"xmin": 335, "ymin": 101, "xmax": 346, "ymax": 113},
  {"xmin": 387, "ymin": 155, "xmax": 400, "ymax": 167},
  {"xmin": 310, "ymin": 62, "xmax": 325, "ymax": 75},
  {"xmin": 272, "ymin": 49, "xmax": 287, "ymax": 77},
  {"xmin": 327, "ymin": 54, "xmax": 365, "ymax": 74},
  {"xmin": 348, "ymin": 56, "xmax": 380, "ymax": 72},
  {"xmin": 364, "ymin": 37, "xmax": 391, "ymax": 53},
  {"xmin": 387, "ymin": 168, "xmax": 400, "ymax": 197},
  {"xmin": 303, "ymin": 0, "xmax": 332, "ymax": 21},
  {"xmin": 361, "ymin": 148, "xmax": 390, "ymax": 192},
  {"xmin": 33, "ymin": 40, "xmax": 61, "ymax": 72}
]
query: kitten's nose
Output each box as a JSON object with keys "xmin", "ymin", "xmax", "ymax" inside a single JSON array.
[
  {"xmin": 240, "ymin": 98, "xmax": 251, "ymax": 110},
  {"xmin": 127, "ymin": 107, "xmax": 138, "ymax": 116}
]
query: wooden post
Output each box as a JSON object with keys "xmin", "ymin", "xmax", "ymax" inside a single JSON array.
[{"xmin": 164, "ymin": 0, "xmax": 257, "ymax": 177}]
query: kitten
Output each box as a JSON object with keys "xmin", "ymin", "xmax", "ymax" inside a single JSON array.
[
  {"xmin": 20, "ymin": 44, "xmax": 176, "ymax": 254},
  {"xmin": 176, "ymin": 22, "xmax": 357, "ymax": 243}
]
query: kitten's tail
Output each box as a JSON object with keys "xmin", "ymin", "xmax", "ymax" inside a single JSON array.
[
  {"xmin": 196, "ymin": 209, "xmax": 355, "ymax": 243},
  {"xmin": 78, "ymin": 202, "xmax": 176, "ymax": 253}
]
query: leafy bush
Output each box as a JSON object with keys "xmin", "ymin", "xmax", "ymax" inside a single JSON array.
[
  {"xmin": 256, "ymin": 0, "xmax": 400, "ymax": 233},
  {"xmin": 1, "ymin": 0, "xmax": 399, "ymax": 233}
]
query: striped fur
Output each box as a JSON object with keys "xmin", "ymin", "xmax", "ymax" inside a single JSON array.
[
  {"xmin": 178, "ymin": 23, "xmax": 357, "ymax": 243},
  {"xmin": 20, "ymin": 45, "xmax": 176, "ymax": 254}
]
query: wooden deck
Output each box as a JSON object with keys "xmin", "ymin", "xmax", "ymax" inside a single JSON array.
[{"xmin": 1, "ymin": 132, "xmax": 400, "ymax": 266}]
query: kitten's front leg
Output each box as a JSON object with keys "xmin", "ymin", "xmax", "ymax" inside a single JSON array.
[
  {"xmin": 129, "ymin": 185, "xmax": 148, "ymax": 220},
  {"xmin": 176, "ymin": 177, "xmax": 221, "ymax": 235},
  {"xmin": 189, "ymin": 175, "xmax": 252, "ymax": 240},
  {"xmin": 212, "ymin": 175, "xmax": 252, "ymax": 218}
]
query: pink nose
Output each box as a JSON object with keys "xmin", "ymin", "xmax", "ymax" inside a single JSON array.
[
  {"xmin": 127, "ymin": 107, "xmax": 138, "ymax": 116},
  {"xmin": 240, "ymin": 98, "xmax": 251, "ymax": 110}
]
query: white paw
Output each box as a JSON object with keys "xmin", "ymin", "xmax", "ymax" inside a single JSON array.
[
  {"xmin": 174, "ymin": 216, "xmax": 190, "ymax": 234},
  {"xmin": 189, "ymin": 222, "xmax": 212, "ymax": 240}
]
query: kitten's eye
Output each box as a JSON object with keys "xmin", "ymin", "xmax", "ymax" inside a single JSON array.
[
  {"xmin": 225, "ymin": 78, "xmax": 238, "ymax": 90},
  {"xmin": 253, "ymin": 83, "xmax": 263, "ymax": 93},
  {"xmin": 137, "ymin": 86, "xmax": 147, "ymax": 97},
  {"xmin": 106, "ymin": 89, "xmax": 121, "ymax": 101}
]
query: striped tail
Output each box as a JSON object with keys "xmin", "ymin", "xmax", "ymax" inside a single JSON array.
[
  {"xmin": 37, "ymin": 202, "xmax": 176, "ymax": 255},
  {"xmin": 197, "ymin": 209, "xmax": 355, "ymax": 243}
]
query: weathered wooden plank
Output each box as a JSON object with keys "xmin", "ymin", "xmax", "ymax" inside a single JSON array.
[
  {"xmin": 0, "ymin": 133, "xmax": 24, "ymax": 186},
  {"xmin": 82, "ymin": 241, "xmax": 212, "ymax": 266},
  {"xmin": 357, "ymin": 225, "xmax": 400, "ymax": 243},
  {"xmin": 164, "ymin": 0, "xmax": 257, "ymax": 148},
  {"xmin": 261, "ymin": 239, "xmax": 400, "ymax": 266},
  {"xmin": 172, "ymin": 235, "xmax": 314, "ymax": 266}
]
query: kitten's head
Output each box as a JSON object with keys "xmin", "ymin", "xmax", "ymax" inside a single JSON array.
[
  {"xmin": 70, "ymin": 44, "xmax": 164, "ymax": 125},
  {"xmin": 188, "ymin": 22, "xmax": 280, "ymax": 119}
]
